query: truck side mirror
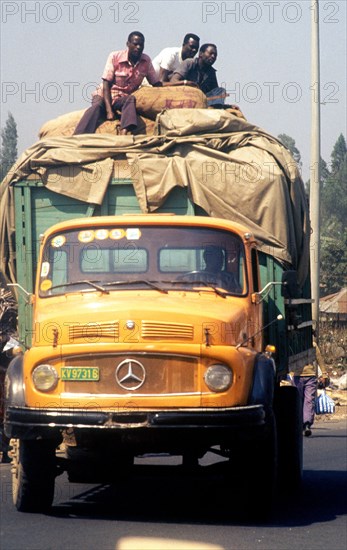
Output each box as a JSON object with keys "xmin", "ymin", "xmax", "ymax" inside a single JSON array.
[{"xmin": 281, "ymin": 270, "xmax": 298, "ymax": 298}]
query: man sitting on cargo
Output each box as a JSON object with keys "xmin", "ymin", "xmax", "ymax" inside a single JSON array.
[
  {"xmin": 74, "ymin": 31, "xmax": 163, "ymax": 136},
  {"xmin": 203, "ymin": 246, "xmax": 241, "ymax": 292},
  {"xmin": 151, "ymin": 33, "xmax": 200, "ymax": 82},
  {"xmin": 169, "ymin": 43, "xmax": 227, "ymax": 107}
]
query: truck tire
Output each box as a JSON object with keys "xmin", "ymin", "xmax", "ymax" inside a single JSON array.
[
  {"xmin": 226, "ymin": 412, "xmax": 277, "ymax": 521},
  {"xmin": 11, "ymin": 438, "xmax": 57, "ymax": 512},
  {"xmin": 274, "ymin": 385, "xmax": 303, "ymax": 491}
]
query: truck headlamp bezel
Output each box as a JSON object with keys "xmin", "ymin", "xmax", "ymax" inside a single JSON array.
[
  {"xmin": 204, "ymin": 364, "xmax": 233, "ymax": 392},
  {"xmin": 32, "ymin": 364, "xmax": 59, "ymax": 392}
]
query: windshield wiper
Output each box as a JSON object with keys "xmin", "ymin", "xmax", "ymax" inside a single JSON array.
[
  {"xmin": 103, "ymin": 280, "xmax": 168, "ymax": 294},
  {"xmin": 48, "ymin": 280, "xmax": 109, "ymax": 294},
  {"xmin": 163, "ymin": 280, "xmax": 228, "ymax": 298}
]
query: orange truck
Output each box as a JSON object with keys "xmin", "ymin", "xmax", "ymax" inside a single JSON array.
[{"xmin": 2, "ymin": 111, "xmax": 312, "ymax": 517}]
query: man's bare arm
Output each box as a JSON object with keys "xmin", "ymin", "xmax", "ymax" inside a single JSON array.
[
  {"xmin": 158, "ymin": 67, "xmax": 171, "ymax": 82},
  {"xmin": 102, "ymin": 80, "xmax": 114, "ymax": 120},
  {"xmin": 168, "ymin": 72, "xmax": 198, "ymax": 87}
]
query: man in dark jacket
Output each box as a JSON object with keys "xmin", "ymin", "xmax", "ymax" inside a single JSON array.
[{"xmin": 170, "ymin": 43, "xmax": 227, "ymax": 106}]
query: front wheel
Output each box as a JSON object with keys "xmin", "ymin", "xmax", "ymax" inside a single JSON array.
[
  {"xmin": 225, "ymin": 413, "xmax": 277, "ymax": 521},
  {"xmin": 274, "ymin": 385, "xmax": 303, "ymax": 491},
  {"xmin": 10, "ymin": 438, "xmax": 57, "ymax": 512}
]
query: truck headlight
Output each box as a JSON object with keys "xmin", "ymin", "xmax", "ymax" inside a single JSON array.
[
  {"xmin": 204, "ymin": 364, "xmax": 233, "ymax": 392},
  {"xmin": 32, "ymin": 364, "xmax": 58, "ymax": 391}
]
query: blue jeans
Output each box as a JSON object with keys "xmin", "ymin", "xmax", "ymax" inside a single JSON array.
[{"xmin": 206, "ymin": 87, "xmax": 227, "ymax": 107}]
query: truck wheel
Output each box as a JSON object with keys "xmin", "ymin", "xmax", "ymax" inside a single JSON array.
[
  {"xmin": 11, "ymin": 438, "xmax": 57, "ymax": 512},
  {"xmin": 227, "ymin": 413, "xmax": 277, "ymax": 521},
  {"xmin": 274, "ymin": 385, "xmax": 303, "ymax": 491}
]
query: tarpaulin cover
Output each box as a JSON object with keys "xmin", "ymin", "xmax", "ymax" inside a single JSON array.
[{"xmin": 0, "ymin": 109, "xmax": 310, "ymax": 287}]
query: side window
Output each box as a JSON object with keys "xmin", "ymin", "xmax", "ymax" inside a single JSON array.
[{"xmin": 238, "ymin": 254, "xmax": 245, "ymax": 290}]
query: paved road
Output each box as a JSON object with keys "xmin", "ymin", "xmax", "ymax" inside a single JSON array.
[{"xmin": 1, "ymin": 419, "xmax": 346, "ymax": 550}]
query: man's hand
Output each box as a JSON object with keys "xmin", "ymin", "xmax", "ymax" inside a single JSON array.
[
  {"xmin": 106, "ymin": 110, "xmax": 115, "ymax": 121},
  {"xmin": 103, "ymin": 80, "xmax": 114, "ymax": 120},
  {"xmin": 318, "ymin": 375, "xmax": 330, "ymax": 388}
]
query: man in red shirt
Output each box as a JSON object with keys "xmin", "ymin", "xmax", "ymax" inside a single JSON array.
[{"xmin": 74, "ymin": 31, "xmax": 162, "ymax": 136}]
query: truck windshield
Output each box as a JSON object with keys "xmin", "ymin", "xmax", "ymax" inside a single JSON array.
[{"xmin": 38, "ymin": 225, "xmax": 247, "ymax": 297}]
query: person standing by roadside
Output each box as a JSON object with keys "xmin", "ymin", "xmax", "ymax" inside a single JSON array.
[{"xmin": 290, "ymin": 332, "xmax": 329, "ymax": 436}]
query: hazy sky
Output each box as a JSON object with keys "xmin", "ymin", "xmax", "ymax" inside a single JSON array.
[{"xmin": 1, "ymin": 0, "xmax": 346, "ymax": 181}]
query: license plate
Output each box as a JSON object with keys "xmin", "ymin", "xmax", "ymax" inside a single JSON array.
[{"xmin": 61, "ymin": 367, "xmax": 99, "ymax": 381}]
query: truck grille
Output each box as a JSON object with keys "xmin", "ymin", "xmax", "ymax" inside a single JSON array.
[{"xmin": 62, "ymin": 354, "xmax": 198, "ymax": 395}]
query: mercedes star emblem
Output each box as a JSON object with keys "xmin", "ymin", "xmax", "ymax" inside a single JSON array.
[{"xmin": 115, "ymin": 359, "xmax": 146, "ymax": 390}]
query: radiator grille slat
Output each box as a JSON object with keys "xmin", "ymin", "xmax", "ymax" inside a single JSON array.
[
  {"xmin": 69, "ymin": 322, "xmax": 119, "ymax": 341},
  {"xmin": 142, "ymin": 321, "xmax": 193, "ymax": 339}
]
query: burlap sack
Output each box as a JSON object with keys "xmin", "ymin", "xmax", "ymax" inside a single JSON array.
[
  {"xmin": 39, "ymin": 110, "xmax": 85, "ymax": 138},
  {"xmin": 38, "ymin": 110, "xmax": 155, "ymax": 138},
  {"xmin": 132, "ymin": 86, "xmax": 207, "ymax": 120}
]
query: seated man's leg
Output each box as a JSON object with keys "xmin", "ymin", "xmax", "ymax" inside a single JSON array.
[
  {"xmin": 74, "ymin": 96, "xmax": 105, "ymax": 135},
  {"xmin": 114, "ymin": 95, "xmax": 138, "ymax": 133},
  {"xmin": 206, "ymin": 87, "xmax": 227, "ymax": 107}
]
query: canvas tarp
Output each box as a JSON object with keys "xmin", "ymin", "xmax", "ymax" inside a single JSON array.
[{"xmin": 0, "ymin": 109, "xmax": 310, "ymax": 287}]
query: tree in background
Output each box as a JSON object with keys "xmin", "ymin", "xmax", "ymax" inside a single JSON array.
[
  {"xmin": 277, "ymin": 131, "xmax": 346, "ymax": 296},
  {"xmin": 320, "ymin": 133, "xmax": 347, "ymax": 296},
  {"xmin": 331, "ymin": 134, "xmax": 347, "ymax": 174},
  {"xmin": 278, "ymin": 133, "xmax": 302, "ymax": 166},
  {"xmin": 0, "ymin": 112, "xmax": 18, "ymax": 181}
]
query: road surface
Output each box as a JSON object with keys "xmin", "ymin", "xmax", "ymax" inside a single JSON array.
[{"xmin": 0, "ymin": 419, "xmax": 346, "ymax": 550}]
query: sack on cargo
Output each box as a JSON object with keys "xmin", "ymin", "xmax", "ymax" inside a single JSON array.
[
  {"xmin": 39, "ymin": 110, "xmax": 86, "ymax": 138},
  {"xmin": 132, "ymin": 86, "xmax": 207, "ymax": 120},
  {"xmin": 38, "ymin": 110, "xmax": 155, "ymax": 138},
  {"xmin": 315, "ymin": 390, "xmax": 335, "ymax": 415}
]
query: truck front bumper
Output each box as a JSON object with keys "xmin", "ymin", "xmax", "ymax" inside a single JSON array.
[{"xmin": 5, "ymin": 404, "xmax": 265, "ymax": 440}]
